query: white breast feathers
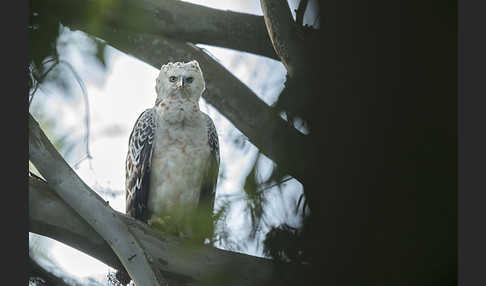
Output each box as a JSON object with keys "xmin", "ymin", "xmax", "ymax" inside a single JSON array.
[{"xmin": 147, "ymin": 105, "xmax": 211, "ymax": 224}]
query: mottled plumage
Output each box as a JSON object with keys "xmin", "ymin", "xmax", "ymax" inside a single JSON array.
[
  {"xmin": 125, "ymin": 60, "xmax": 219, "ymax": 238},
  {"xmin": 125, "ymin": 109, "xmax": 155, "ymax": 223}
]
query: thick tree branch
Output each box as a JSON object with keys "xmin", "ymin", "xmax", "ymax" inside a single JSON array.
[
  {"xmin": 33, "ymin": 0, "xmax": 278, "ymax": 60},
  {"xmin": 29, "ymin": 114, "xmax": 166, "ymax": 286},
  {"xmin": 29, "ymin": 175, "xmax": 123, "ymax": 271},
  {"xmin": 260, "ymin": 0, "xmax": 307, "ymax": 76},
  {"xmin": 295, "ymin": 0, "xmax": 309, "ymax": 26},
  {"xmin": 29, "ymin": 177, "xmax": 310, "ymax": 286},
  {"xmin": 259, "ymin": 0, "xmax": 322, "ymax": 148}
]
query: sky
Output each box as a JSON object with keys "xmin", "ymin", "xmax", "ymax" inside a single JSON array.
[{"xmin": 29, "ymin": 0, "xmax": 318, "ymax": 284}]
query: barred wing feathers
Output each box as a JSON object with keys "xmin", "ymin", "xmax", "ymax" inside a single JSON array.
[
  {"xmin": 125, "ymin": 109, "xmax": 155, "ymax": 223},
  {"xmin": 198, "ymin": 115, "xmax": 220, "ymax": 217}
]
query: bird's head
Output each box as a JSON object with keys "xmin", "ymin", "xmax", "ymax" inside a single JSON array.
[{"xmin": 155, "ymin": 60, "xmax": 205, "ymax": 106}]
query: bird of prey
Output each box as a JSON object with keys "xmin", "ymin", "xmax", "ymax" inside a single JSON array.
[{"xmin": 125, "ymin": 60, "xmax": 220, "ymax": 239}]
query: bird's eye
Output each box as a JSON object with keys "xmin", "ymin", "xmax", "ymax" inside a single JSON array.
[
  {"xmin": 186, "ymin": 77, "xmax": 194, "ymax": 83},
  {"xmin": 169, "ymin": 76, "xmax": 177, "ymax": 82}
]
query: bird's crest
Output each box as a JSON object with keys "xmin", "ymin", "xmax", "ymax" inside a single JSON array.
[{"xmin": 161, "ymin": 60, "xmax": 201, "ymax": 73}]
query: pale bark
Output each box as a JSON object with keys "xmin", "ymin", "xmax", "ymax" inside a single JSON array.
[
  {"xmin": 29, "ymin": 176, "xmax": 309, "ymax": 286},
  {"xmin": 29, "ymin": 114, "xmax": 166, "ymax": 286}
]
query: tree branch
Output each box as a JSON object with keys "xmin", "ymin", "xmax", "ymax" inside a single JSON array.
[
  {"xmin": 33, "ymin": 0, "xmax": 278, "ymax": 60},
  {"xmin": 29, "ymin": 175, "xmax": 123, "ymax": 271},
  {"xmin": 260, "ymin": 0, "xmax": 301, "ymax": 76},
  {"xmin": 29, "ymin": 177, "xmax": 310, "ymax": 286},
  {"xmin": 29, "ymin": 114, "xmax": 166, "ymax": 286},
  {"xmin": 260, "ymin": 0, "xmax": 315, "ymax": 77},
  {"xmin": 295, "ymin": 0, "xmax": 309, "ymax": 26}
]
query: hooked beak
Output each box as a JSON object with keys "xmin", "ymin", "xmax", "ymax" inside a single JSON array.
[{"xmin": 176, "ymin": 77, "xmax": 184, "ymax": 88}]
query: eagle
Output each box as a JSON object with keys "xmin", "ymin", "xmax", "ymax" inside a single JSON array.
[{"xmin": 125, "ymin": 60, "xmax": 220, "ymax": 240}]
